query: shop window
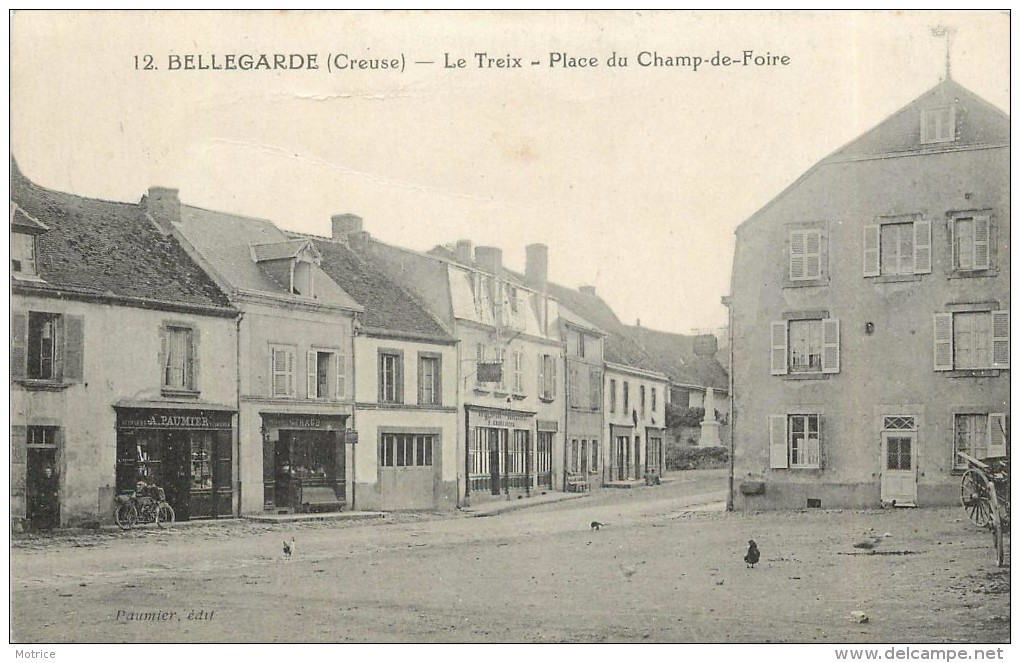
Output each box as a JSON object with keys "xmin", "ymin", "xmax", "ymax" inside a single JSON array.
[
  {"xmin": 933, "ymin": 310, "xmax": 1009, "ymax": 371},
  {"xmin": 469, "ymin": 428, "xmax": 489, "ymax": 476},
  {"xmin": 510, "ymin": 431, "xmax": 528, "ymax": 475},
  {"xmin": 418, "ymin": 354, "xmax": 442, "ymax": 405},
  {"xmin": 536, "ymin": 432, "xmax": 553, "ymax": 475},
  {"xmin": 191, "ymin": 434, "xmax": 213, "ymax": 491},
  {"xmin": 381, "ymin": 433, "xmax": 434, "ymax": 467}
]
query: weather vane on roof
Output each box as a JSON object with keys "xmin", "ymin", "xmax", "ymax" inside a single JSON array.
[{"xmin": 930, "ymin": 23, "xmax": 957, "ymax": 81}]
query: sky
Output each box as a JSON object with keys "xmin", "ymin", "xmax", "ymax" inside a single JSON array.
[{"xmin": 9, "ymin": 10, "xmax": 1010, "ymax": 335}]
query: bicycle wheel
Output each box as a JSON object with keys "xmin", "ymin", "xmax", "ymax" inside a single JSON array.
[
  {"xmin": 155, "ymin": 503, "xmax": 175, "ymax": 528},
  {"xmin": 961, "ymin": 469, "xmax": 993, "ymax": 527},
  {"xmin": 115, "ymin": 503, "xmax": 138, "ymax": 530}
]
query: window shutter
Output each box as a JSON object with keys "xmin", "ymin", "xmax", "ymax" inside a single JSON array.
[
  {"xmin": 816, "ymin": 416, "xmax": 826, "ymax": 470},
  {"xmin": 933, "ymin": 313, "xmax": 954, "ymax": 371},
  {"xmin": 552, "ymin": 356, "xmax": 558, "ymax": 397},
  {"xmin": 538, "ymin": 353, "xmax": 545, "ymax": 397},
  {"xmin": 336, "ymin": 353, "xmax": 346, "ymax": 399},
  {"xmin": 805, "ymin": 230, "xmax": 821, "ymax": 279},
  {"xmin": 973, "ymin": 216, "xmax": 990, "ymax": 270},
  {"xmin": 987, "ymin": 414, "xmax": 1008, "ymax": 458},
  {"xmin": 770, "ymin": 321, "xmax": 788, "ymax": 375},
  {"xmin": 862, "ymin": 225, "xmax": 880, "ymax": 277},
  {"xmin": 913, "ymin": 220, "xmax": 932, "ymax": 274},
  {"xmin": 396, "ymin": 355, "xmax": 404, "ymax": 403},
  {"xmin": 435, "ymin": 356, "xmax": 442, "ymax": 406},
  {"xmin": 286, "ymin": 348, "xmax": 295, "ymax": 396},
  {"xmin": 821, "ymin": 318, "xmax": 840, "ymax": 374},
  {"xmin": 769, "ymin": 415, "xmax": 788, "ymax": 469},
  {"xmin": 789, "ymin": 231, "xmax": 806, "ymax": 280},
  {"xmin": 10, "ymin": 425, "xmax": 28, "ymax": 506},
  {"xmin": 63, "ymin": 315, "xmax": 84, "ymax": 382},
  {"xmin": 307, "ymin": 350, "xmax": 318, "ymax": 399},
  {"xmin": 11, "ymin": 312, "xmax": 28, "ymax": 379},
  {"xmin": 188, "ymin": 328, "xmax": 200, "ymax": 391},
  {"xmin": 417, "ymin": 356, "xmax": 425, "ymax": 405},
  {"xmin": 991, "ymin": 310, "xmax": 1009, "ymax": 369},
  {"xmin": 378, "ymin": 353, "xmax": 386, "ymax": 402}
]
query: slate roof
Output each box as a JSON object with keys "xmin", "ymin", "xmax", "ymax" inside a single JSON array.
[
  {"xmin": 307, "ymin": 237, "xmax": 452, "ymax": 339},
  {"xmin": 10, "ymin": 161, "xmax": 232, "ymax": 310},
  {"xmin": 825, "ymin": 78, "xmax": 1009, "ymax": 163},
  {"xmin": 175, "ymin": 205, "xmax": 361, "ymax": 310},
  {"xmin": 429, "ymin": 243, "xmax": 728, "ymax": 389},
  {"xmin": 623, "ymin": 325, "xmax": 729, "ymax": 392}
]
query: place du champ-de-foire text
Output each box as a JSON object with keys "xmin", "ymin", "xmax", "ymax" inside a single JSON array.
[{"xmin": 134, "ymin": 49, "xmax": 791, "ymax": 74}]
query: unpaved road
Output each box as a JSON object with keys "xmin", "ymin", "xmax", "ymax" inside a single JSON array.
[{"xmin": 10, "ymin": 470, "xmax": 1009, "ymax": 643}]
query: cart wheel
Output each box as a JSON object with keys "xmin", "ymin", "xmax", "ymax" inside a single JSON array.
[
  {"xmin": 961, "ymin": 469, "xmax": 994, "ymax": 527},
  {"xmin": 988, "ymin": 486, "xmax": 1005, "ymax": 567}
]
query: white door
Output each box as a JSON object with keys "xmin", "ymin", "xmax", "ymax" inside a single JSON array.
[{"xmin": 880, "ymin": 431, "xmax": 917, "ymax": 506}]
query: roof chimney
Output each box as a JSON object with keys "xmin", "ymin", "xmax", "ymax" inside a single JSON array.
[
  {"xmin": 348, "ymin": 230, "xmax": 371, "ymax": 252},
  {"xmin": 143, "ymin": 187, "xmax": 181, "ymax": 235},
  {"xmin": 332, "ymin": 214, "xmax": 363, "ymax": 243},
  {"xmin": 578, "ymin": 285, "xmax": 596, "ymax": 297},
  {"xmin": 455, "ymin": 239, "xmax": 473, "ymax": 265},
  {"xmin": 525, "ymin": 243, "xmax": 548, "ymax": 289},
  {"xmin": 474, "ymin": 246, "xmax": 503, "ymax": 279}
]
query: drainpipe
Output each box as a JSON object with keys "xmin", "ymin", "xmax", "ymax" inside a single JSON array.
[
  {"xmin": 725, "ymin": 300, "xmax": 735, "ymax": 512},
  {"xmin": 350, "ymin": 315, "xmax": 358, "ymax": 511},
  {"xmin": 235, "ymin": 310, "xmax": 244, "ymax": 518}
]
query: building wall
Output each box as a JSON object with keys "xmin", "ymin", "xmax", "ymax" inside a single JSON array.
[
  {"xmin": 11, "ymin": 295, "xmax": 237, "ymax": 527},
  {"xmin": 564, "ymin": 326, "xmax": 605, "ymax": 485},
  {"xmin": 237, "ymin": 302, "xmax": 355, "ymax": 514},
  {"xmin": 603, "ymin": 366, "xmax": 669, "ymax": 481},
  {"xmin": 730, "ymin": 146, "xmax": 1009, "ymax": 510},
  {"xmin": 352, "ymin": 334, "xmax": 459, "ymax": 510}
]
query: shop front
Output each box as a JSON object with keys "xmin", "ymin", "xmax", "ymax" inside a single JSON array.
[
  {"xmin": 645, "ymin": 426, "xmax": 666, "ymax": 478},
  {"xmin": 466, "ymin": 405, "xmax": 536, "ymax": 499},
  {"xmin": 261, "ymin": 413, "xmax": 349, "ymax": 513},
  {"xmin": 609, "ymin": 424, "xmax": 634, "ymax": 481},
  {"xmin": 115, "ymin": 405, "xmax": 236, "ymax": 521}
]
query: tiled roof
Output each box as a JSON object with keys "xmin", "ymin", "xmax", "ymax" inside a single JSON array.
[
  {"xmin": 11, "ymin": 203, "xmax": 48, "ymax": 232},
  {"xmin": 176, "ymin": 205, "xmax": 361, "ymax": 310},
  {"xmin": 624, "ymin": 325, "xmax": 729, "ymax": 391},
  {"xmin": 10, "ymin": 161, "xmax": 232, "ymax": 309},
  {"xmin": 309, "ymin": 238, "xmax": 452, "ymax": 339}
]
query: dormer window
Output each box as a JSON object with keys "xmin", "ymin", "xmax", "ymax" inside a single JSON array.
[
  {"xmin": 921, "ymin": 106, "xmax": 956, "ymax": 144},
  {"xmin": 292, "ymin": 260, "xmax": 313, "ymax": 296},
  {"xmin": 12, "ymin": 232, "xmax": 37, "ymax": 276},
  {"xmin": 250, "ymin": 238, "xmax": 321, "ymax": 298},
  {"xmin": 11, "ymin": 202, "xmax": 48, "ymax": 280}
]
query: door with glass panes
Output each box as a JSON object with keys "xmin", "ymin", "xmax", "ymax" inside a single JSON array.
[{"xmin": 880, "ymin": 417, "xmax": 917, "ymax": 506}]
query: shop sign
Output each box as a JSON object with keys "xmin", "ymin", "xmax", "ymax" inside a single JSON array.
[
  {"xmin": 117, "ymin": 408, "xmax": 233, "ymax": 430},
  {"xmin": 473, "ymin": 409, "xmax": 531, "ymax": 430},
  {"xmin": 264, "ymin": 414, "xmax": 345, "ymax": 431}
]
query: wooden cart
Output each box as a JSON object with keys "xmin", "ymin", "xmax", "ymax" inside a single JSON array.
[{"xmin": 958, "ymin": 450, "xmax": 1010, "ymax": 567}]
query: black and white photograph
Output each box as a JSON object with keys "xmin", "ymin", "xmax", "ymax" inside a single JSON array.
[{"xmin": 8, "ymin": 9, "xmax": 1011, "ymax": 655}]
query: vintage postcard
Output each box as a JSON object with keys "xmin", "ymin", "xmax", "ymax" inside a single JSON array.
[{"xmin": 8, "ymin": 9, "xmax": 1010, "ymax": 656}]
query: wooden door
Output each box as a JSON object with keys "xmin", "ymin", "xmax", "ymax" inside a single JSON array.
[{"xmin": 881, "ymin": 432, "xmax": 917, "ymax": 506}]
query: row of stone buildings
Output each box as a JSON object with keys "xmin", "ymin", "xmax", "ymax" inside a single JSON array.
[
  {"xmin": 727, "ymin": 77, "xmax": 1009, "ymax": 510},
  {"xmin": 11, "ymin": 161, "xmax": 727, "ymax": 529}
]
